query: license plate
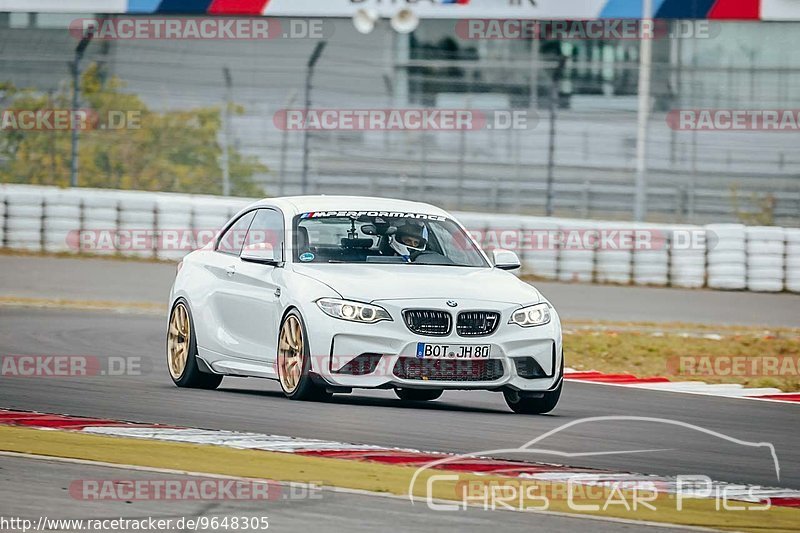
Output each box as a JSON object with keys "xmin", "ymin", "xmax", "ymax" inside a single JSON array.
[{"xmin": 416, "ymin": 343, "xmax": 491, "ymax": 360}]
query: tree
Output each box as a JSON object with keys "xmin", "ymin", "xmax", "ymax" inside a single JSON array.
[{"xmin": 0, "ymin": 65, "xmax": 266, "ymax": 197}]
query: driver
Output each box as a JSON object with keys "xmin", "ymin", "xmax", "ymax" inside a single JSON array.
[{"xmin": 390, "ymin": 222, "xmax": 428, "ymax": 261}]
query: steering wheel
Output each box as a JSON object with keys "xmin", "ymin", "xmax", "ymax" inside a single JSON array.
[{"xmin": 410, "ymin": 250, "xmax": 455, "ymax": 265}]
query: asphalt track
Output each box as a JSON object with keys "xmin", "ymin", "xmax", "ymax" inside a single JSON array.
[
  {"xmin": 0, "ymin": 454, "xmax": 685, "ymax": 533},
  {"xmin": 0, "ymin": 306, "xmax": 797, "ymax": 492},
  {"xmin": 2, "ymin": 254, "xmax": 800, "ymax": 326},
  {"xmin": 1, "ymin": 255, "xmax": 799, "ymax": 532}
]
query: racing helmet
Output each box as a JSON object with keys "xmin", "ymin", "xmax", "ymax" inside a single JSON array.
[{"xmin": 390, "ymin": 222, "xmax": 428, "ymax": 258}]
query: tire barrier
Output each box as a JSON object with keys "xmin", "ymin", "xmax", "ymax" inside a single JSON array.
[
  {"xmin": 1, "ymin": 183, "xmax": 798, "ymax": 293},
  {"xmin": 706, "ymin": 224, "xmax": 747, "ymax": 290}
]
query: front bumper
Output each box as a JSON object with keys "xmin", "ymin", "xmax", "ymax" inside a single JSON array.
[{"xmin": 304, "ymin": 298, "xmax": 562, "ymax": 391}]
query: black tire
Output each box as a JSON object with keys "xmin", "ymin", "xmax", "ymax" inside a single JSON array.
[
  {"xmin": 503, "ymin": 380, "xmax": 562, "ymax": 414},
  {"xmin": 278, "ymin": 309, "xmax": 331, "ymax": 402},
  {"xmin": 167, "ymin": 299, "xmax": 223, "ymax": 390},
  {"xmin": 395, "ymin": 388, "xmax": 443, "ymax": 401}
]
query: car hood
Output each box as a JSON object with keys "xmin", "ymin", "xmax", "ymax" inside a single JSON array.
[{"xmin": 291, "ymin": 264, "xmax": 540, "ymax": 305}]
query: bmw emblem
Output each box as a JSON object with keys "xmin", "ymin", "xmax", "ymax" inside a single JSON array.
[{"xmin": 446, "ymin": 300, "xmax": 458, "ymax": 308}]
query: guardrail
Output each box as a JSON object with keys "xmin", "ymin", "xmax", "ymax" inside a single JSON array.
[
  {"xmin": 269, "ymin": 170, "xmax": 800, "ymax": 227},
  {"xmin": 1, "ymin": 184, "xmax": 798, "ymax": 293}
]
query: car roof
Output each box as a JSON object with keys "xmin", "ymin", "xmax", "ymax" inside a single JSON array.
[{"xmin": 251, "ymin": 195, "xmax": 451, "ymax": 219}]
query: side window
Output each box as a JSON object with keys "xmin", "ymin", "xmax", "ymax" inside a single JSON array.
[
  {"xmin": 243, "ymin": 209, "xmax": 285, "ymax": 261},
  {"xmin": 216, "ymin": 211, "xmax": 256, "ymax": 256}
]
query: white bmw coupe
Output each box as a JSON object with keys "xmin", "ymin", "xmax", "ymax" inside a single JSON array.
[{"xmin": 167, "ymin": 196, "xmax": 563, "ymax": 414}]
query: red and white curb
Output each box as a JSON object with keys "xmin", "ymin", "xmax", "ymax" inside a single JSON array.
[
  {"xmin": 564, "ymin": 369, "xmax": 800, "ymax": 404},
  {"xmin": 2, "ymin": 409, "xmax": 799, "ymax": 509}
]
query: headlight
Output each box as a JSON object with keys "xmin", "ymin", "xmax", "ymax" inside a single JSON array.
[
  {"xmin": 316, "ymin": 298, "xmax": 392, "ymax": 324},
  {"xmin": 509, "ymin": 303, "xmax": 551, "ymax": 327}
]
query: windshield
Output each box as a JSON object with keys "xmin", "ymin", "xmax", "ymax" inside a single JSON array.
[{"xmin": 293, "ymin": 212, "xmax": 488, "ymax": 267}]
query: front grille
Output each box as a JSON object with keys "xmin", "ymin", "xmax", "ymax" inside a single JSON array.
[
  {"xmin": 393, "ymin": 357, "xmax": 504, "ymax": 382},
  {"xmin": 456, "ymin": 311, "xmax": 500, "ymax": 337},
  {"xmin": 403, "ymin": 310, "xmax": 452, "ymax": 336}
]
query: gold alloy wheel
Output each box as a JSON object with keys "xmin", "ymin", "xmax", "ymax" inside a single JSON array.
[
  {"xmin": 278, "ymin": 315, "xmax": 304, "ymax": 394},
  {"xmin": 167, "ymin": 303, "xmax": 191, "ymax": 380}
]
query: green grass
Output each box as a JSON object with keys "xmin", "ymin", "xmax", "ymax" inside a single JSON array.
[{"xmin": 564, "ymin": 322, "xmax": 800, "ymax": 392}]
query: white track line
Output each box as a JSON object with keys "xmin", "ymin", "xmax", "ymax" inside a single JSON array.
[
  {"xmin": 564, "ymin": 368, "xmax": 797, "ymax": 404},
  {"xmin": 75, "ymin": 424, "xmax": 800, "ymax": 503},
  {"xmin": 81, "ymin": 426, "xmax": 400, "ymax": 452},
  {"xmin": 566, "ymin": 378, "xmax": 800, "ymax": 405}
]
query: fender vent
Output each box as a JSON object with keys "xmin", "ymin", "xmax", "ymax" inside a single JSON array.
[{"xmin": 335, "ymin": 353, "xmax": 383, "ymax": 375}]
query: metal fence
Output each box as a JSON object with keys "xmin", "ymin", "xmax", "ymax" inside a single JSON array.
[{"xmin": 1, "ymin": 18, "xmax": 799, "ymax": 225}]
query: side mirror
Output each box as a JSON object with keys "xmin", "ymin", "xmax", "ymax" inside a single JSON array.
[
  {"xmin": 241, "ymin": 243, "xmax": 279, "ymax": 265},
  {"xmin": 492, "ymin": 249, "xmax": 521, "ymax": 271}
]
